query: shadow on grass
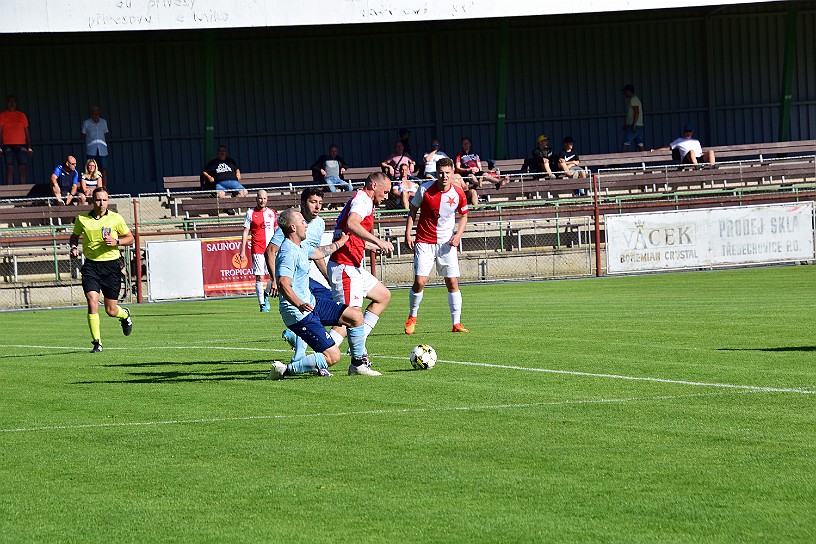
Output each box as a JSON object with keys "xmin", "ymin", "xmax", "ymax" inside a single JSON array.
[
  {"xmin": 718, "ymin": 346, "xmax": 815, "ymax": 352},
  {"xmin": 71, "ymin": 359, "xmax": 297, "ymax": 383},
  {"xmin": 0, "ymin": 351, "xmax": 80, "ymax": 359},
  {"xmin": 104, "ymin": 359, "xmax": 270, "ymax": 368}
]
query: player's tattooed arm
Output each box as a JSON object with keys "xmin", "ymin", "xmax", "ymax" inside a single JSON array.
[{"xmin": 310, "ymin": 232, "xmax": 349, "ymax": 261}]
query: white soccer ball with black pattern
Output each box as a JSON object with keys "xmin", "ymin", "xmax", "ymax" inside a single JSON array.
[{"xmin": 410, "ymin": 344, "xmax": 437, "ymax": 370}]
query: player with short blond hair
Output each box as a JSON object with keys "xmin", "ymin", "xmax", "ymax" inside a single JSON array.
[{"xmin": 266, "ymin": 208, "xmax": 366, "ymax": 380}]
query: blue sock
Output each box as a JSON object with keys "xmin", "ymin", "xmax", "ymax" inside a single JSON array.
[
  {"xmin": 287, "ymin": 353, "xmax": 327, "ymax": 375},
  {"xmin": 347, "ymin": 325, "xmax": 366, "ymax": 358},
  {"xmin": 282, "ymin": 329, "xmax": 297, "ymax": 348},
  {"xmin": 292, "ymin": 337, "xmax": 307, "ymax": 363}
]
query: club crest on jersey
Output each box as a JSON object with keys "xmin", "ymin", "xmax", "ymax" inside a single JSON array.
[{"xmin": 446, "ymin": 196, "xmax": 456, "ymax": 206}]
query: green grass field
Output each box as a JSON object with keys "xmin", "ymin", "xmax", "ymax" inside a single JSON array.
[{"xmin": 1, "ymin": 265, "xmax": 814, "ymax": 543}]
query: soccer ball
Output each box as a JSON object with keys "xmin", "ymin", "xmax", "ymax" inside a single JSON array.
[{"xmin": 410, "ymin": 344, "xmax": 437, "ymax": 370}]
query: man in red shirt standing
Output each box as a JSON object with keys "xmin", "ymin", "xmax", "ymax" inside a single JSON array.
[
  {"xmin": 328, "ymin": 172, "xmax": 394, "ymax": 376},
  {"xmin": 0, "ymin": 95, "xmax": 33, "ymax": 184},
  {"xmin": 239, "ymin": 190, "xmax": 278, "ymax": 312},
  {"xmin": 404, "ymin": 157, "xmax": 470, "ymax": 335}
]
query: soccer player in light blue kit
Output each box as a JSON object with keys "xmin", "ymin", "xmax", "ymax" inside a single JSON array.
[
  {"xmin": 266, "ymin": 208, "xmax": 368, "ymax": 379},
  {"xmin": 265, "ymin": 188, "xmax": 346, "ymax": 364}
]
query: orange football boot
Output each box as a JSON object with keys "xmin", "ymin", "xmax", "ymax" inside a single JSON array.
[
  {"xmin": 404, "ymin": 316, "xmax": 416, "ymax": 335},
  {"xmin": 451, "ymin": 323, "xmax": 469, "ymax": 333}
]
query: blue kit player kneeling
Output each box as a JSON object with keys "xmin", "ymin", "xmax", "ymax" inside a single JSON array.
[{"xmin": 266, "ymin": 208, "xmax": 374, "ymax": 379}]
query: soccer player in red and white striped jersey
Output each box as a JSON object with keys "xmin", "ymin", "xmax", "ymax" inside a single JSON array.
[
  {"xmin": 240, "ymin": 190, "xmax": 278, "ymax": 312},
  {"xmin": 404, "ymin": 157, "xmax": 469, "ymax": 334},
  {"xmin": 327, "ymin": 172, "xmax": 395, "ymax": 376}
]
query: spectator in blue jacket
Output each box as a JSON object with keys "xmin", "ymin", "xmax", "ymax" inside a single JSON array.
[{"xmin": 50, "ymin": 155, "xmax": 84, "ymax": 205}]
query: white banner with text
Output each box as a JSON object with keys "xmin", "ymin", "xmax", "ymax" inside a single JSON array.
[
  {"xmin": 3, "ymin": 0, "xmax": 774, "ymax": 34},
  {"xmin": 606, "ymin": 202, "xmax": 815, "ymax": 274}
]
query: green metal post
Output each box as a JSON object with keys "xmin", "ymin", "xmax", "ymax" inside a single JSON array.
[
  {"xmin": 204, "ymin": 31, "xmax": 216, "ymax": 160},
  {"xmin": 494, "ymin": 19, "xmax": 510, "ymax": 161},
  {"xmin": 778, "ymin": 3, "xmax": 799, "ymax": 142}
]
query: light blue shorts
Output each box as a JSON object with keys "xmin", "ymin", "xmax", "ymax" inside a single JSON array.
[{"xmin": 215, "ymin": 179, "xmax": 245, "ymax": 191}]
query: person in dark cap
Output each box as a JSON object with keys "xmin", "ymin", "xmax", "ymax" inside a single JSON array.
[
  {"xmin": 554, "ymin": 136, "xmax": 586, "ymax": 179},
  {"xmin": 652, "ymin": 124, "xmax": 716, "ymax": 166},
  {"xmin": 554, "ymin": 136, "xmax": 586, "ymax": 196},
  {"xmin": 620, "ymin": 84, "xmax": 644, "ymax": 152},
  {"xmin": 527, "ymin": 134, "xmax": 555, "ymax": 179}
]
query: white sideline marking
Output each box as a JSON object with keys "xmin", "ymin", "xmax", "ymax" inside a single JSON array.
[
  {"xmin": 423, "ymin": 359, "xmax": 816, "ymax": 395},
  {"xmin": 3, "ymin": 344, "xmax": 814, "ymax": 395},
  {"xmin": 0, "ymin": 392, "xmax": 731, "ymax": 434}
]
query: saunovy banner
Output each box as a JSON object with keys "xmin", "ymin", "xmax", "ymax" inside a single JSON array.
[
  {"xmin": 201, "ymin": 236, "xmax": 267, "ymax": 296},
  {"xmin": 606, "ymin": 202, "xmax": 815, "ymax": 274}
]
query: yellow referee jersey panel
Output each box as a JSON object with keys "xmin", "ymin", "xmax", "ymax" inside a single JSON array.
[{"xmin": 72, "ymin": 211, "xmax": 131, "ymax": 262}]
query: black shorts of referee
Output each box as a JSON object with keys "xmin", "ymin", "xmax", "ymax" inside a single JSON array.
[{"xmin": 81, "ymin": 259, "xmax": 122, "ymax": 300}]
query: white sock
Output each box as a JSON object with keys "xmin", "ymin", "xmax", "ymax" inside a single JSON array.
[
  {"xmin": 408, "ymin": 289, "xmax": 423, "ymax": 318},
  {"xmin": 329, "ymin": 329, "xmax": 344, "ymax": 347},
  {"xmin": 448, "ymin": 290, "xmax": 462, "ymax": 325},
  {"xmin": 363, "ymin": 310, "xmax": 379, "ymax": 341},
  {"xmin": 265, "ymin": 278, "xmax": 273, "ymax": 296},
  {"xmin": 256, "ymin": 281, "xmax": 265, "ymax": 305}
]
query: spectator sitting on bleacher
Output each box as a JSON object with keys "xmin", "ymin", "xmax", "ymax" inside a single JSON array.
[
  {"xmin": 526, "ymin": 135, "xmax": 556, "ymax": 179},
  {"xmin": 80, "ymin": 159, "xmax": 103, "ymax": 199},
  {"xmin": 554, "ymin": 136, "xmax": 586, "ymax": 179},
  {"xmin": 554, "ymin": 136, "xmax": 586, "ymax": 196},
  {"xmin": 381, "ymin": 140, "xmax": 415, "ymax": 179},
  {"xmin": 50, "ymin": 155, "xmax": 84, "ymax": 205},
  {"xmin": 202, "ymin": 145, "xmax": 248, "ymax": 198},
  {"xmin": 422, "ymin": 139, "xmax": 449, "ymax": 179},
  {"xmin": 455, "ymin": 137, "xmax": 507, "ymax": 190},
  {"xmin": 388, "ymin": 163, "xmax": 420, "ymax": 210},
  {"xmin": 451, "ymin": 172, "xmax": 478, "ymax": 207},
  {"xmin": 652, "ymin": 124, "xmax": 716, "ymax": 167},
  {"xmin": 311, "ymin": 144, "xmax": 353, "ymax": 192}
]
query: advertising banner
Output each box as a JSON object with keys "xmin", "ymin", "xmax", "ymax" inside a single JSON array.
[
  {"xmin": 7, "ymin": 1, "xmax": 773, "ymax": 34},
  {"xmin": 606, "ymin": 202, "xmax": 815, "ymax": 274},
  {"xmin": 201, "ymin": 237, "xmax": 266, "ymax": 296}
]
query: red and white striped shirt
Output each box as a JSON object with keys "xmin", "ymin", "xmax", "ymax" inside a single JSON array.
[
  {"xmin": 411, "ymin": 181, "xmax": 468, "ymax": 244},
  {"xmin": 330, "ymin": 189, "xmax": 374, "ymax": 267},
  {"xmin": 243, "ymin": 207, "xmax": 277, "ymax": 255}
]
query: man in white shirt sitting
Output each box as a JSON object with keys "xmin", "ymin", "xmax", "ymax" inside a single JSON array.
[{"xmin": 653, "ymin": 124, "xmax": 716, "ymax": 166}]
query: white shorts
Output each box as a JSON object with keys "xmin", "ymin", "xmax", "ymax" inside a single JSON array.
[
  {"xmin": 327, "ymin": 261, "xmax": 379, "ymax": 307},
  {"xmin": 252, "ymin": 253, "xmax": 268, "ymax": 276},
  {"xmin": 414, "ymin": 242, "xmax": 460, "ymax": 278}
]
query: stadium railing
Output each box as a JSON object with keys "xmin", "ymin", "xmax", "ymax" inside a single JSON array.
[{"xmin": 596, "ymin": 155, "xmax": 816, "ymax": 198}]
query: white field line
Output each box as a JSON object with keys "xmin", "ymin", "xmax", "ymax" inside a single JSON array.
[
  {"xmin": 3, "ymin": 344, "xmax": 815, "ymax": 396},
  {"xmin": 0, "ymin": 392, "xmax": 732, "ymax": 434}
]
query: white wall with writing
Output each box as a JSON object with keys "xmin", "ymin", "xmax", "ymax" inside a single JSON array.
[
  {"xmin": 2, "ymin": 0, "xmax": 773, "ymax": 33},
  {"xmin": 606, "ymin": 202, "xmax": 816, "ymax": 274}
]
